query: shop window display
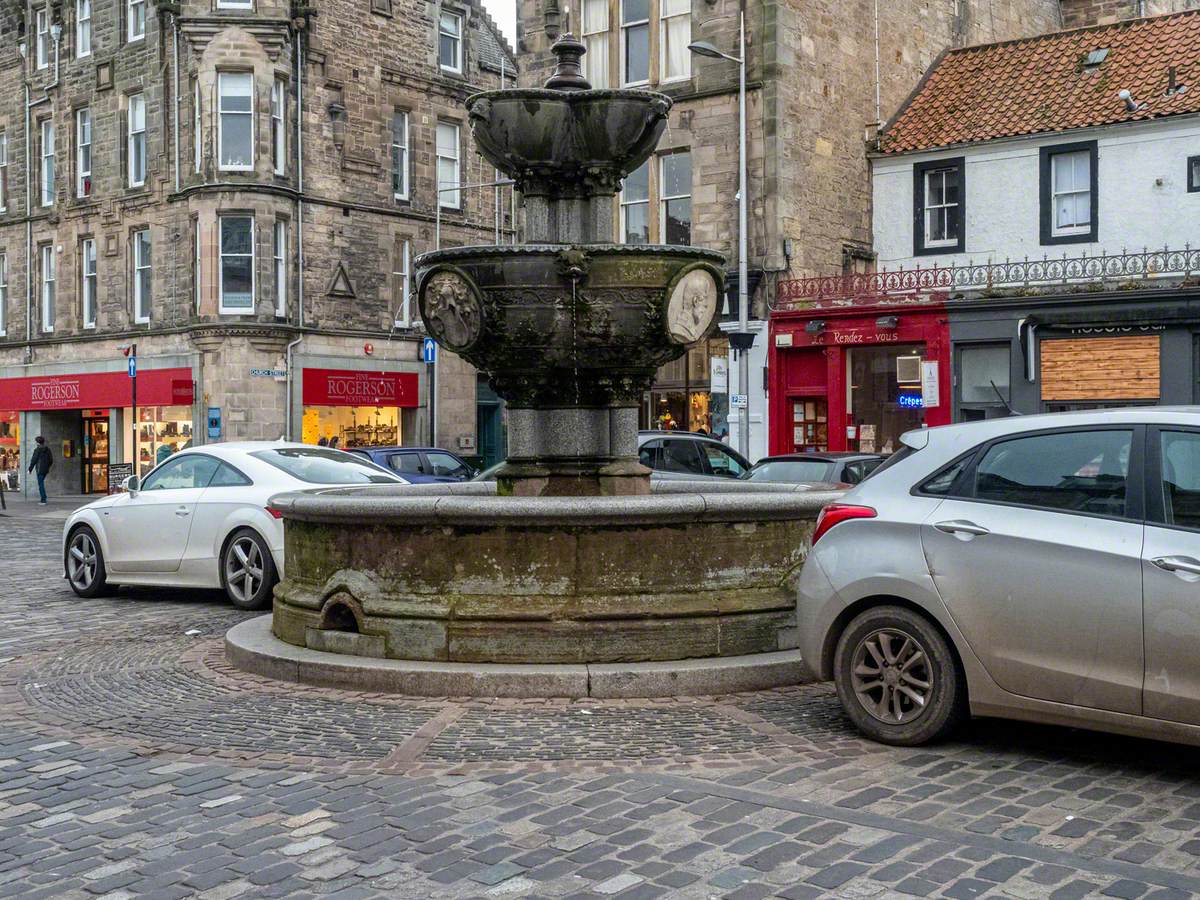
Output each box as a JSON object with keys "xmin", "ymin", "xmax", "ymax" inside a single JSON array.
[
  {"xmin": 0, "ymin": 411, "xmax": 18, "ymax": 490},
  {"xmin": 138, "ymin": 406, "xmax": 193, "ymax": 475},
  {"xmin": 302, "ymin": 406, "xmax": 400, "ymax": 448},
  {"xmin": 847, "ymin": 344, "xmax": 925, "ymax": 455}
]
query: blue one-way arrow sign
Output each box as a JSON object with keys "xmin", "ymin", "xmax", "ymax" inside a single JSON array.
[
  {"xmin": 422, "ymin": 338, "xmax": 437, "ymax": 364},
  {"xmin": 128, "ymin": 357, "xmax": 137, "ymax": 378}
]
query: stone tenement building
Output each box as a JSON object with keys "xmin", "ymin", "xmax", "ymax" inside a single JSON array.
[
  {"xmin": 517, "ymin": 0, "xmax": 1182, "ymax": 460},
  {"xmin": 1062, "ymin": 0, "xmax": 1199, "ymax": 27},
  {"xmin": 0, "ymin": 0, "xmax": 515, "ymax": 497}
]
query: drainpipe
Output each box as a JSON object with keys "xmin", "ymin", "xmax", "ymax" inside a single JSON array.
[
  {"xmin": 24, "ymin": 25, "xmax": 61, "ymax": 361},
  {"xmin": 173, "ymin": 18, "xmax": 180, "ymax": 193}
]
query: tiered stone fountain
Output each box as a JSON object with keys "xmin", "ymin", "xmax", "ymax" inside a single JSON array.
[{"xmin": 227, "ymin": 36, "xmax": 837, "ymax": 698}]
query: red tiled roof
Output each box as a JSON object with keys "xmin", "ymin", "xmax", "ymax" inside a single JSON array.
[{"xmin": 880, "ymin": 11, "xmax": 1200, "ymax": 154}]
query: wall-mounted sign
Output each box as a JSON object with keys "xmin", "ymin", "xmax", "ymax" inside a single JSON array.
[
  {"xmin": 731, "ymin": 393, "xmax": 748, "ymax": 409},
  {"xmin": 207, "ymin": 407, "xmax": 222, "ymax": 440},
  {"xmin": 0, "ymin": 367, "xmax": 193, "ymax": 411},
  {"xmin": 302, "ymin": 369, "xmax": 419, "ymax": 407},
  {"xmin": 897, "ymin": 392, "xmax": 924, "ymax": 409},
  {"xmin": 250, "ymin": 368, "xmax": 288, "ymax": 378},
  {"xmin": 710, "ymin": 358, "xmax": 729, "ymax": 393},
  {"xmin": 774, "ymin": 333, "xmax": 794, "ymax": 347},
  {"xmin": 920, "ymin": 361, "xmax": 941, "ymax": 409}
]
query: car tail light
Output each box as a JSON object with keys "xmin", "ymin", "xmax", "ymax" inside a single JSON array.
[
  {"xmin": 266, "ymin": 507, "xmax": 284, "ymax": 520},
  {"xmin": 811, "ymin": 503, "xmax": 876, "ymax": 545}
]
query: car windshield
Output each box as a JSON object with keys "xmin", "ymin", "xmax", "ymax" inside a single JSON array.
[
  {"xmin": 250, "ymin": 448, "xmax": 402, "ymax": 484},
  {"xmin": 747, "ymin": 460, "xmax": 836, "ymax": 483}
]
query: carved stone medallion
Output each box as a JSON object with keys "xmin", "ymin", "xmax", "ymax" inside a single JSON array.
[
  {"xmin": 665, "ymin": 268, "xmax": 718, "ymax": 344},
  {"xmin": 422, "ymin": 270, "xmax": 483, "ymax": 350}
]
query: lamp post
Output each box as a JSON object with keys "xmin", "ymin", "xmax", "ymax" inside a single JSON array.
[{"xmin": 689, "ymin": 14, "xmax": 751, "ymax": 459}]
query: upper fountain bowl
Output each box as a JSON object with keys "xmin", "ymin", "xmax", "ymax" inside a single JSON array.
[{"xmin": 466, "ymin": 34, "xmax": 672, "ymax": 200}]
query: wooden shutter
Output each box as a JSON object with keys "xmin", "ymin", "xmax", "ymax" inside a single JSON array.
[{"xmin": 1040, "ymin": 335, "xmax": 1160, "ymax": 401}]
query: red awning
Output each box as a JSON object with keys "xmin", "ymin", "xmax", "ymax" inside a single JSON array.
[
  {"xmin": 0, "ymin": 367, "xmax": 195, "ymax": 411},
  {"xmin": 302, "ymin": 368, "xmax": 419, "ymax": 407}
]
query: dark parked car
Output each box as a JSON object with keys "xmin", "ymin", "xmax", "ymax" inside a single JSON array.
[
  {"xmin": 637, "ymin": 431, "xmax": 752, "ymax": 479},
  {"xmin": 747, "ymin": 452, "xmax": 886, "ymax": 486},
  {"xmin": 346, "ymin": 446, "xmax": 476, "ymax": 483}
]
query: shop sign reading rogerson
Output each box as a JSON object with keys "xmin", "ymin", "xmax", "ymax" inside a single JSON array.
[
  {"xmin": 302, "ymin": 368, "xmax": 419, "ymax": 407},
  {"xmin": 0, "ymin": 368, "xmax": 194, "ymax": 411}
]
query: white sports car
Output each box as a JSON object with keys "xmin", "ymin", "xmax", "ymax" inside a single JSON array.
[{"xmin": 62, "ymin": 442, "xmax": 407, "ymax": 609}]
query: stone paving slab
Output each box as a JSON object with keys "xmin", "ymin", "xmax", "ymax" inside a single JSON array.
[{"xmin": 3, "ymin": 517, "xmax": 1200, "ymax": 899}]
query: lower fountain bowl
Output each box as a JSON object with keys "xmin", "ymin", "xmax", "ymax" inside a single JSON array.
[{"xmin": 267, "ymin": 482, "xmax": 839, "ymax": 665}]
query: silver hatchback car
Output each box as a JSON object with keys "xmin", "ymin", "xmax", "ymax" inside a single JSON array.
[{"xmin": 797, "ymin": 408, "xmax": 1200, "ymax": 747}]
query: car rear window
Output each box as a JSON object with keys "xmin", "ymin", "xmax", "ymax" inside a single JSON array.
[
  {"xmin": 863, "ymin": 445, "xmax": 916, "ymax": 481},
  {"xmin": 747, "ymin": 460, "xmax": 835, "ymax": 483},
  {"xmin": 250, "ymin": 448, "xmax": 402, "ymax": 484}
]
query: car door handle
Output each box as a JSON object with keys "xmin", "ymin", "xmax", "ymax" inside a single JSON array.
[
  {"xmin": 1151, "ymin": 556, "xmax": 1200, "ymax": 576},
  {"xmin": 933, "ymin": 520, "xmax": 990, "ymax": 537},
  {"xmin": 175, "ymin": 506, "xmax": 190, "ymax": 517}
]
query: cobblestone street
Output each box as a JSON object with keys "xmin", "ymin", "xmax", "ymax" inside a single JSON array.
[{"xmin": 3, "ymin": 518, "xmax": 1200, "ymax": 899}]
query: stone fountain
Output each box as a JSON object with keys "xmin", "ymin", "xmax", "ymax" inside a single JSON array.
[{"xmin": 229, "ymin": 36, "xmax": 837, "ymax": 696}]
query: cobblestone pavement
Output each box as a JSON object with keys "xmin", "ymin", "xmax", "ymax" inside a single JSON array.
[{"xmin": 4, "ymin": 518, "xmax": 1200, "ymax": 899}]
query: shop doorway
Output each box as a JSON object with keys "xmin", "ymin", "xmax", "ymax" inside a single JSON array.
[
  {"xmin": 790, "ymin": 398, "xmax": 828, "ymax": 452},
  {"xmin": 82, "ymin": 413, "xmax": 110, "ymax": 494},
  {"xmin": 476, "ymin": 376, "xmax": 505, "ymax": 468}
]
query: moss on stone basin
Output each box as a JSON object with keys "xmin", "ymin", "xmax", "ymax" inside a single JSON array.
[{"xmin": 269, "ymin": 483, "xmax": 837, "ymax": 665}]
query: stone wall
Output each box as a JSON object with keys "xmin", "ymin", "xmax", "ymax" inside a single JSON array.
[{"xmin": 1062, "ymin": 0, "xmax": 1200, "ymax": 27}]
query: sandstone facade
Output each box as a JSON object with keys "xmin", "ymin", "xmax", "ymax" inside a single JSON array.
[{"xmin": 0, "ymin": 0, "xmax": 515, "ymax": 494}]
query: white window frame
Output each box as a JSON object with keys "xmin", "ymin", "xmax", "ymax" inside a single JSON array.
[
  {"xmin": 76, "ymin": 108, "xmax": 92, "ymax": 198},
  {"xmin": 76, "ymin": 0, "xmax": 91, "ymax": 58},
  {"xmin": 393, "ymin": 239, "xmax": 410, "ymax": 327},
  {"xmin": 922, "ymin": 167, "xmax": 958, "ymax": 249},
  {"xmin": 1051, "ymin": 149, "xmax": 1091, "ymax": 237},
  {"xmin": 193, "ymin": 220, "xmax": 202, "ymax": 313},
  {"xmin": 438, "ymin": 11, "xmax": 463, "ymax": 74},
  {"xmin": 0, "ymin": 131, "xmax": 8, "ymax": 212},
  {"xmin": 620, "ymin": 0, "xmax": 650, "ymax": 87},
  {"xmin": 659, "ymin": 0, "xmax": 691, "ymax": 83},
  {"xmin": 218, "ymin": 72, "xmax": 254, "ymax": 172},
  {"xmin": 582, "ymin": 0, "xmax": 610, "ymax": 89},
  {"xmin": 0, "ymin": 253, "xmax": 7, "ymax": 336},
  {"xmin": 659, "ymin": 151, "xmax": 691, "ymax": 244},
  {"xmin": 619, "ymin": 160, "xmax": 650, "ymax": 244},
  {"xmin": 40, "ymin": 120, "xmax": 55, "ymax": 207},
  {"xmin": 81, "ymin": 238, "xmax": 97, "ymax": 329},
  {"xmin": 193, "ymin": 81, "xmax": 202, "ymax": 173},
  {"xmin": 219, "ymin": 216, "xmax": 255, "ymax": 315},
  {"xmin": 127, "ymin": 0, "xmax": 145, "ymax": 42},
  {"xmin": 270, "ymin": 79, "xmax": 286, "ymax": 176},
  {"xmin": 36, "ymin": 8, "xmax": 50, "ymax": 70},
  {"xmin": 41, "ymin": 245, "xmax": 55, "ymax": 333},
  {"xmin": 273, "ymin": 220, "xmax": 287, "ymax": 317},
  {"xmin": 133, "ymin": 229, "xmax": 151, "ymax": 323},
  {"xmin": 128, "ymin": 94, "xmax": 146, "ymax": 187},
  {"xmin": 391, "ymin": 110, "xmax": 409, "ymax": 200},
  {"xmin": 217, "ymin": 0, "xmax": 252, "ymax": 9},
  {"xmin": 436, "ymin": 122, "xmax": 461, "ymax": 209}
]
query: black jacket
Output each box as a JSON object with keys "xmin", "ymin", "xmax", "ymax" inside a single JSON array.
[{"xmin": 28, "ymin": 445, "xmax": 52, "ymax": 476}]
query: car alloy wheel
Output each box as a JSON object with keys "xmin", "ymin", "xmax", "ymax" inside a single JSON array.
[
  {"xmin": 850, "ymin": 627, "xmax": 933, "ymax": 725},
  {"xmin": 67, "ymin": 530, "xmax": 99, "ymax": 592},
  {"xmin": 225, "ymin": 535, "xmax": 264, "ymax": 606}
]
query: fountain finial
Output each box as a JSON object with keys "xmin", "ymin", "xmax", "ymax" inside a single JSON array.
[{"xmin": 543, "ymin": 33, "xmax": 592, "ymax": 91}]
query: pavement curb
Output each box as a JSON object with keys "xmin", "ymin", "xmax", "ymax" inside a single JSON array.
[{"xmin": 225, "ymin": 616, "xmax": 807, "ymax": 698}]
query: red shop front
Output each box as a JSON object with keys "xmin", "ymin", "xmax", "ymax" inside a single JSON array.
[
  {"xmin": 768, "ymin": 303, "xmax": 951, "ymax": 456},
  {"xmin": 300, "ymin": 367, "xmax": 419, "ymax": 448}
]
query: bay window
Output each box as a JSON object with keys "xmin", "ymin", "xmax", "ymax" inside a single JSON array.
[
  {"xmin": 218, "ymin": 73, "xmax": 254, "ymax": 171},
  {"xmin": 76, "ymin": 108, "xmax": 92, "ymax": 198},
  {"xmin": 436, "ymin": 122, "xmax": 460, "ymax": 209},
  {"xmin": 620, "ymin": 159, "xmax": 650, "ymax": 244},
  {"xmin": 660, "ymin": 0, "xmax": 690, "ymax": 81},
  {"xmin": 220, "ymin": 216, "xmax": 255, "ymax": 313},
  {"xmin": 621, "ymin": 0, "xmax": 650, "ymax": 85},
  {"xmin": 133, "ymin": 229, "xmax": 151, "ymax": 323},
  {"xmin": 81, "ymin": 238, "xmax": 97, "ymax": 328},
  {"xmin": 582, "ymin": 0, "xmax": 610, "ymax": 88},
  {"xmin": 128, "ymin": 94, "xmax": 146, "ymax": 187}
]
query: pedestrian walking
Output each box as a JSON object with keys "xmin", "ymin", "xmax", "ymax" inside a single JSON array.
[
  {"xmin": 328, "ymin": 436, "xmax": 340, "ymax": 449},
  {"xmin": 317, "ymin": 436, "xmax": 329, "ymax": 447},
  {"xmin": 28, "ymin": 436, "xmax": 53, "ymax": 505}
]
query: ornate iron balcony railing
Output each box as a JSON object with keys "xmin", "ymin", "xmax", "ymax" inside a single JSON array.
[{"xmin": 774, "ymin": 246, "xmax": 1200, "ymax": 310}]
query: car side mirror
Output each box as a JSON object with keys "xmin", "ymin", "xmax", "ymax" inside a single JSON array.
[{"xmin": 122, "ymin": 475, "xmax": 140, "ymax": 495}]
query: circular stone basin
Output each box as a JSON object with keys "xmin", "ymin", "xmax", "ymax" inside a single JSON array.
[{"xmin": 269, "ymin": 482, "xmax": 839, "ymax": 665}]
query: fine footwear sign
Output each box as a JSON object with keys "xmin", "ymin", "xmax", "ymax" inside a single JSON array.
[
  {"xmin": 301, "ymin": 368, "xmax": 419, "ymax": 407},
  {"xmin": 0, "ymin": 368, "xmax": 194, "ymax": 411}
]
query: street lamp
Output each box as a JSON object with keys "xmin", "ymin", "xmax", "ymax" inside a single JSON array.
[{"xmin": 689, "ymin": 15, "xmax": 751, "ymax": 459}]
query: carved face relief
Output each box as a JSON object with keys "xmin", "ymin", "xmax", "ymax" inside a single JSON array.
[
  {"xmin": 666, "ymin": 269, "xmax": 718, "ymax": 344},
  {"xmin": 422, "ymin": 271, "xmax": 483, "ymax": 350}
]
